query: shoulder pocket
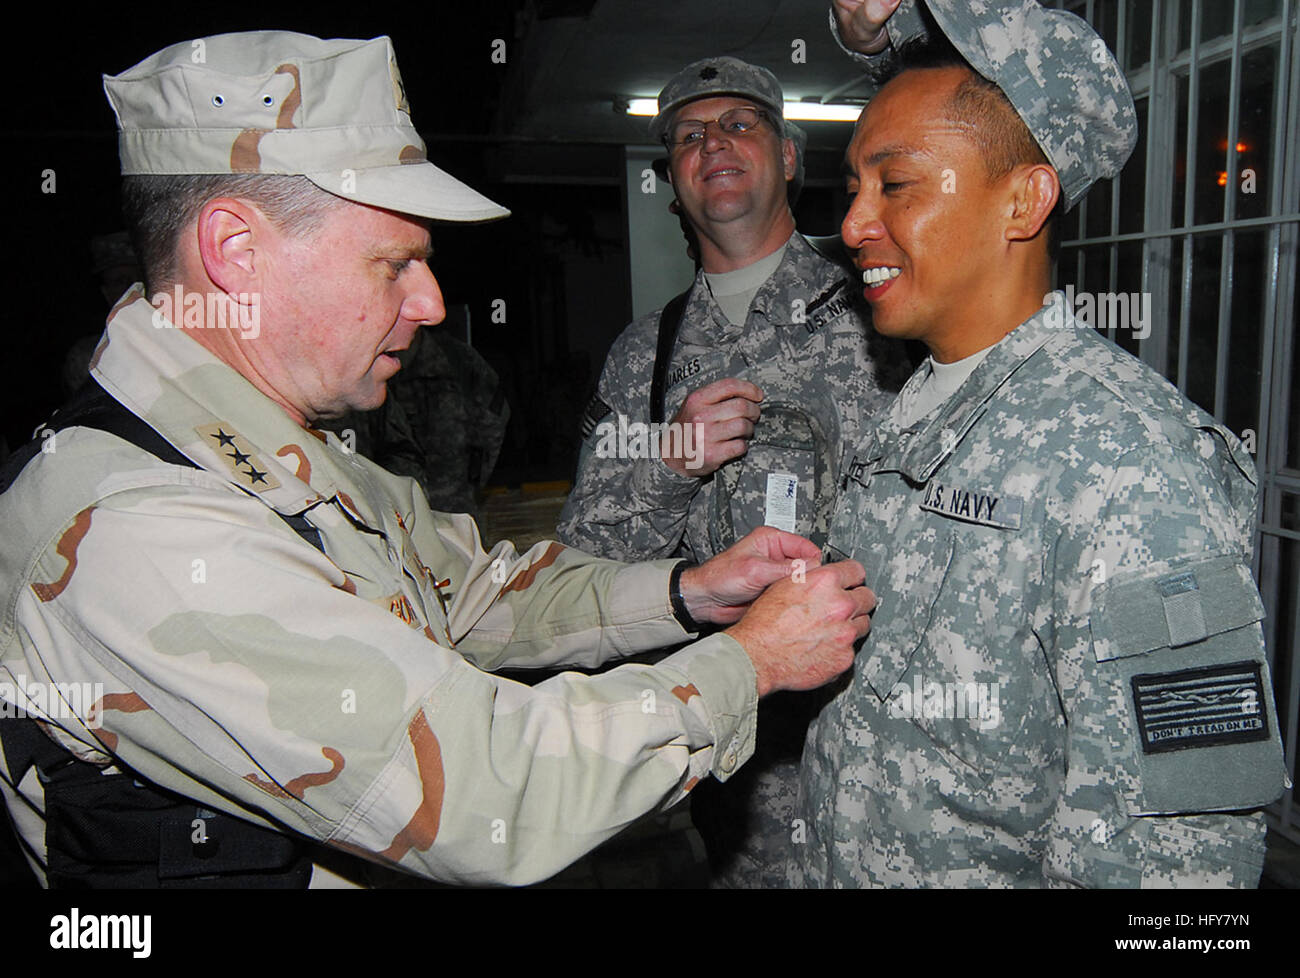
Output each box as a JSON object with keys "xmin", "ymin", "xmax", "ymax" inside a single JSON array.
[
  {"xmin": 1090, "ymin": 552, "xmax": 1263, "ymax": 661},
  {"xmin": 1090, "ymin": 552, "xmax": 1286, "ymax": 815}
]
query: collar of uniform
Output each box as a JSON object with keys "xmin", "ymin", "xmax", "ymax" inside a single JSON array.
[
  {"xmin": 889, "ymin": 301, "xmax": 1060, "ymax": 482},
  {"xmin": 676, "ymin": 230, "xmax": 843, "ymax": 347},
  {"xmin": 747, "ymin": 231, "xmax": 842, "ymax": 328},
  {"xmin": 91, "ymin": 290, "xmax": 384, "ymax": 528},
  {"xmin": 676, "ymin": 268, "xmax": 741, "ymax": 348}
]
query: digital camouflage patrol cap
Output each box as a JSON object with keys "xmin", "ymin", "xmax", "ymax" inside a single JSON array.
[
  {"xmin": 649, "ymin": 56, "xmax": 786, "ymax": 142},
  {"xmin": 879, "ymin": 0, "xmax": 1137, "ymax": 209},
  {"xmin": 103, "ymin": 31, "xmax": 510, "ymax": 222}
]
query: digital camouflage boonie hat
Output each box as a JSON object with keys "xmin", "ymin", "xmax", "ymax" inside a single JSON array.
[
  {"xmin": 877, "ymin": 0, "xmax": 1137, "ymax": 209},
  {"xmin": 103, "ymin": 31, "xmax": 510, "ymax": 223},
  {"xmin": 649, "ymin": 56, "xmax": 786, "ymax": 143},
  {"xmin": 707, "ymin": 363, "xmax": 842, "ymax": 554}
]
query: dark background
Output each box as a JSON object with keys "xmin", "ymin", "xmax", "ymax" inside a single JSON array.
[{"xmin": 0, "ymin": 2, "xmax": 850, "ymax": 485}]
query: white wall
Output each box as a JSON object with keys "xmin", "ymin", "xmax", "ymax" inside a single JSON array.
[{"xmin": 624, "ymin": 145, "xmax": 696, "ymax": 320}]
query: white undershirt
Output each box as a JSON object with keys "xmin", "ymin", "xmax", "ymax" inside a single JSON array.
[
  {"xmin": 892, "ymin": 345, "xmax": 994, "ymax": 428},
  {"xmin": 702, "ymin": 243, "xmax": 788, "ymax": 325}
]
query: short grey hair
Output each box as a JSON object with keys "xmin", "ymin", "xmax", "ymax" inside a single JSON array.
[{"xmin": 121, "ymin": 174, "xmax": 348, "ymax": 292}]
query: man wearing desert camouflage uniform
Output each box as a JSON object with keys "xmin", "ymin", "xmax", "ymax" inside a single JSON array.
[
  {"xmin": 789, "ymin": 0, "xmax": 1289, "ymax": 887},
  {"xmin": 0, "ymin": 30, "xmax": 877, "ymax": 888},
  {"xmin": 557, "ymin": 56, "xmax": 909, "ymax": 887}
]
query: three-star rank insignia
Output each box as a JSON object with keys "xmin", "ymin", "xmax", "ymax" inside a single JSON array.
[{"xmin": 196, "ymin": 422, "xmax": 282, "ymax": 492}]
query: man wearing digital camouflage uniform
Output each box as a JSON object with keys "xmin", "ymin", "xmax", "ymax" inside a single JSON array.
[
  {"xmin": 0, "ymin": 31, "xmax": 878, "ymax": 888},
  {"xmin": 790, "ymin": 0, "xmax": 1289, "ymax": 887},
  {"xmin": 389, "ymin": 327, "xmax": 510, "ymax": 519},
  {"xmin": 557, "ymin": 57, "xmax": 909, "ymax": 886}
]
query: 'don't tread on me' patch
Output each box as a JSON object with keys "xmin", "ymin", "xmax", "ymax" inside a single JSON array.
[{"xmin": 1131, "ymin": 661, "xmax": 1270, "ymax": 755}]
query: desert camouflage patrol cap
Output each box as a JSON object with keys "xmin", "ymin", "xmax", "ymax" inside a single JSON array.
[
  {"xmin": 882, "ymin": 0, "xmax": 1137, "ymax": 209},
  {"xmin": 103, "ymin": 31, "xmax": 510, "ymax": 222},
  {"xmin": 650, "ymin": 56, "xmax": 786, "ymax": 142}
]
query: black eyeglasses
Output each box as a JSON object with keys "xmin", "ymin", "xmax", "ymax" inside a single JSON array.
[{"xmin": 666, "ymin": 106, "xmax": 769, "ymax": 149}]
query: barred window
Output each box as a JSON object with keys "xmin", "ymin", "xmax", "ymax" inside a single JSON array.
[{"xmin": 1056, "ymin": 0, "xmax": 1300, "ymax": 841}]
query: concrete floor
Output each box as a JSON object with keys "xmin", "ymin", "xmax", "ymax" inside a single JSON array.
[{"xmin": 477, "ymin": 483, "xmax": 572, "ymax": 555}]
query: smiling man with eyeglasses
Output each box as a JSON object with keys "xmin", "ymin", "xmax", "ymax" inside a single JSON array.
[
  {"xmin": 661, "ymin": 99, "xmax": 788, "ymax": 264},
  {"xmin": 559, "ymin": 56, "xmax": 910, "ymax": 887}
]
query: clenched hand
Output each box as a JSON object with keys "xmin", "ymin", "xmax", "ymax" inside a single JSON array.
[
  {"xmin": 832, "ymin": 0, "xmax": 901, "ymax": 55},
  {"xmin": 662, "ymin": 377, "xmax": 763, "ymax": 477}
]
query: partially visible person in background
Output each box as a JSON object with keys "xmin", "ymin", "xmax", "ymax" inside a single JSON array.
[
  {"xmin": 315, "ymin": 389, "xmax": 430, "ymax": 495},
  {"xmin": 389, "ymin": 321, "xmax": 510, "ymax": 519},
  {"xmin": 318, "ymin": 319, "xmax": 510, "ymax": 519}
]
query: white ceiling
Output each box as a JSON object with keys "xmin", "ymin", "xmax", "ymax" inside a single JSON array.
[{"xmin": 496, "ymin": 0, "xmax": 876, "ymax": 149}]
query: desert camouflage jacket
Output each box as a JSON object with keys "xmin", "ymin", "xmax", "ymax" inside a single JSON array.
[
  {"xmin": 0, "ymin": 292, "xmax": 758, "ymax": 887},
  {"xmin": 791, "ymin": 296, "xmax": 1289, "ymax": 887}
]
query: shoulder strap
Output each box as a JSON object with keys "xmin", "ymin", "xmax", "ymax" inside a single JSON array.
[
  {"xmin": 64, "ymin": 379, "xmax": 198, "ymax": 468},
  {"xmin": 648, "ymin": 288, "xmax": 692, "ymax": 425},
  {"xmin": 0, "ymin": 379, "xmax": 324, "ymax": 554},
  {"xmin": 0, "ymin": 380, "xmax": 196, "ymax": 497}
]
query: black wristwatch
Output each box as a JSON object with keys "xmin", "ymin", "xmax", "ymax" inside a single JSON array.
[{"xmin": 669, "ymin": 560, "xmax": 703, "ymax": 633}]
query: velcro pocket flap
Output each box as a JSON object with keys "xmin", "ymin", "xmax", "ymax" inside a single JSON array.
[{"xmin": 1091, "ymin": 553, "xmax": 1264, "ymax": 662}]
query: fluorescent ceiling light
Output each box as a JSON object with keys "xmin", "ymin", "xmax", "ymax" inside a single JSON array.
[
  {"xmin": 625, "ymin": 98, "xmax": 860, "ymax": 122},
  {"xmin": 784, "ymin": 102, "xmax": 862, "ymax": 122}
]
